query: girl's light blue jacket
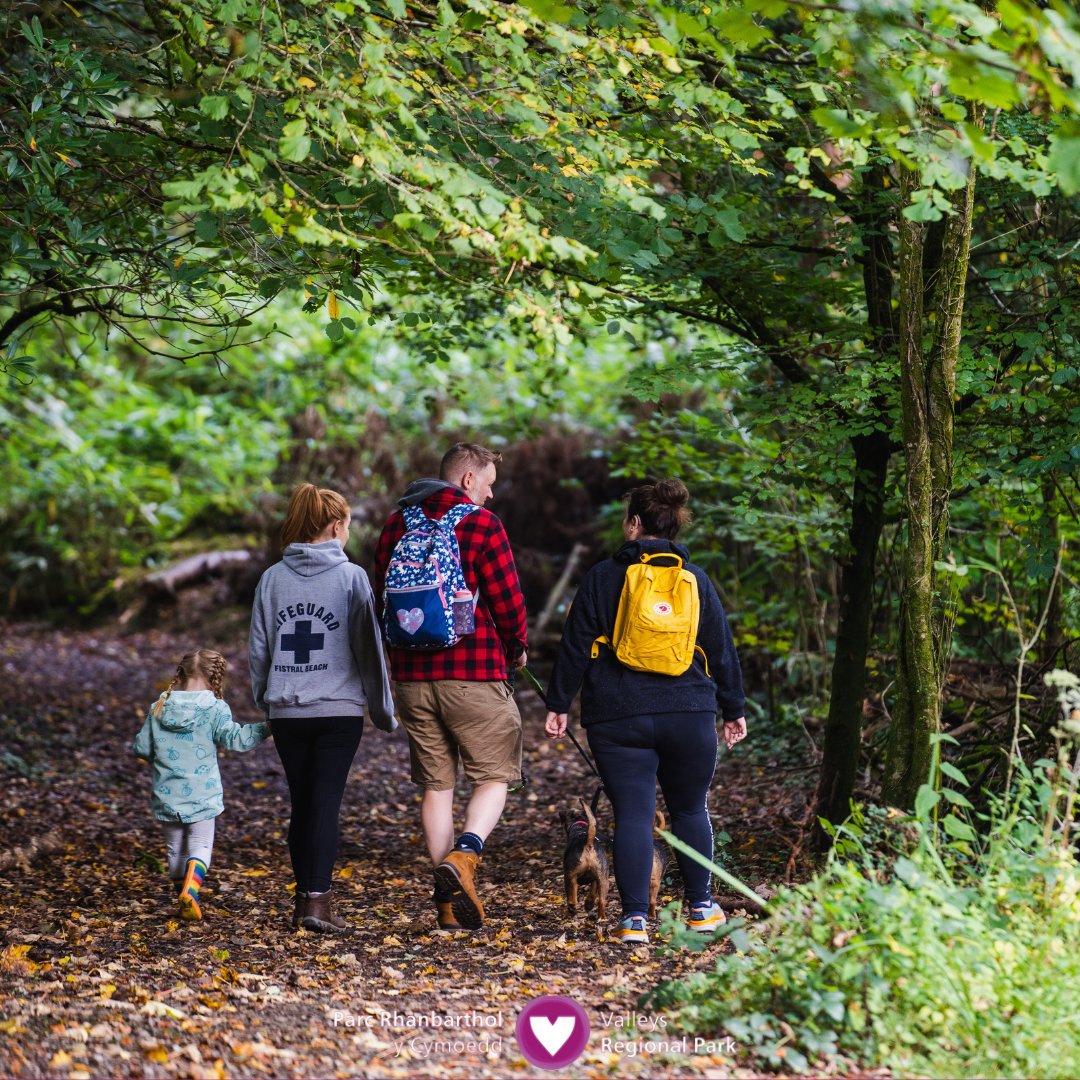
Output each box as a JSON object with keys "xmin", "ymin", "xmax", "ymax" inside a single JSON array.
[{"xmin": 133, "ymin": 690, "xmax": 270, "ymax": 823}]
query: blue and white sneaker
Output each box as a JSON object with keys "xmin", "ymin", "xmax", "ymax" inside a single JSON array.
[
  {"xmin": 687, "ymin": 899, "xmax": 726, "ymax": 933},
  {"xmin": 614, "ymin": 914, "xmax": 649, "ymax": 943}
]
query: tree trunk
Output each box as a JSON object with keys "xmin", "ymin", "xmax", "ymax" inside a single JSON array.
[
  {"xmin": 814, "ymin": 430, "xmax": 891, "ymax": 837},
  {"xmin": 883, "ymin": 156, "xmax": 978, "ymax": 807},
  {"xmin": 814, "ymin": 166, "xmax": 895, "ymax": 842}
]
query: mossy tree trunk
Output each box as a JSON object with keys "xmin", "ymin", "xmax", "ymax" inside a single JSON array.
[
  {"xmin": 814, "ymin": 166, "xmax": 895, "ymax": 840},
  {"xmin": 882, "ymin": 157, "xmax": 978, "ymax": 807}
]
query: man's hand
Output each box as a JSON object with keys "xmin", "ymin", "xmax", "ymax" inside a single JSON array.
[
  {"xmin": 513, "ymin": 650, "xmax": 528, "ymax": 670},
  {"xmin": 545, "ymin": 711, "xmax": 568, "ymax": 738},
  {"xmin": 722, "ymin": 716, "xmax": 747, "ymax": 750}
]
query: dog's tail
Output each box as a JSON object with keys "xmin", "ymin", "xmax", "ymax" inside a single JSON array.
[
  {"xmin": 579, "ymin": 796, "xmax": 598, "ymax": 847},
  {"xmin": 653, "ymin": 808, "xmax": 667, "ymax": 836}
]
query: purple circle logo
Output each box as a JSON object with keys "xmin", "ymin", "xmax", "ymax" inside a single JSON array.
[{"xmin": 516, "ymin": 995, "xmax": 590, "ymax": 1070}]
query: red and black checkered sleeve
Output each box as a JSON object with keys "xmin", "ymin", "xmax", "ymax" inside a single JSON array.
[
  {"xmin": 370, "ymin": 511, "xmax": 404, "ymax": 615},
  {"xmin": 468, "ymin": 513, "xmax": 528, "ymax": 661}
]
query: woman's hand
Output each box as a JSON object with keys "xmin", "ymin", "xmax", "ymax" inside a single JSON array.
[
  {"xmin": 545, "ymin": 711, "xmax": 568, "ymax": 738},
  {"xmin": 722, "ymin": 716, "xmax": 747, "ymax": 750}
]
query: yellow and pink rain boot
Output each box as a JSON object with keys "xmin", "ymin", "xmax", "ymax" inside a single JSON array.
[{"xmin": 178, "ymin": 857, "xmax": 207, "ymax": 921}]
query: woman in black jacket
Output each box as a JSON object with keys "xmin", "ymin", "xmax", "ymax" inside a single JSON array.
[{"xmin": 544, "ymin": 479, "xmax": 747, "ymax": 944}]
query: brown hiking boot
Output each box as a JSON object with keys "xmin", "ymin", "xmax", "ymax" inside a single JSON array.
[
  {"xmin": 300, "ymin": 890, "xmax": 349, "ymax": 933},
  {"xmin": 434, "ymin": 900, "xmax": 466, "ymax": 932},
  {"xmin": 433, "ymin": 851, "xmax": 484, "ymax": 929},
  {"xmin": 292, "ymin": 891, "xmax": 307, "ymax": 930}
]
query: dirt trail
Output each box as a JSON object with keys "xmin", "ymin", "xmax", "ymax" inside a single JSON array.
[{"xmin": 0, "ymin": 619, "xmax": 810, "ymax": 1079}]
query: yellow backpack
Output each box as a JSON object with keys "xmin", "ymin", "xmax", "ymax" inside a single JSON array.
[{"xmin": 591, "ymin": 553, "xmax": 708, "ymax": 677}]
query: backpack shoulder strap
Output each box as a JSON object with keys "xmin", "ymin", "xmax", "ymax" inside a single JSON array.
[
  {"xmin": 401, "ymin": 504, "xmax": 429, "ymax": 530},
  {"xmin": 435, "ymin": 502, "xmax": 480, "ymax": 531}
]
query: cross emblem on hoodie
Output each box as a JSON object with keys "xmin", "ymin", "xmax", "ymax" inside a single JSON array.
[{"xmin": 281, "ymin": 621, "xmax": 325, "ymax": 664}]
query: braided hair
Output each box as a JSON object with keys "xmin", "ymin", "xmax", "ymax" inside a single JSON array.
[{"xmin": 152, "ymin": 649, "xmax": 229, "ymax": 716}]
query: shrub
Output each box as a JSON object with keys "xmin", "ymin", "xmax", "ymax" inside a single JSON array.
[{"xmin": 650, "ymin": 742, "xmax": 1080, "ymax": 1077}]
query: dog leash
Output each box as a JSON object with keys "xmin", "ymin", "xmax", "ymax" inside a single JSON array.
[{"xmin": 520, "ymin": 666, "xmax": 606, "ymax": 789}]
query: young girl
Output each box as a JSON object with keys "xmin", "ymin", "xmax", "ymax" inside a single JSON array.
[{"xmin": 133, "ymin": 649, "xmax": 270, "ymax": 921}]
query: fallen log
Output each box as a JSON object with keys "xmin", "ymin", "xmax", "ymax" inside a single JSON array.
[
  {"xmin": 143, "ymin": 550, "xmax": 257, "ymax": 599},
  {"xmin": 119, "ymin": 549, "xmax": 258, "ymax": 625}
]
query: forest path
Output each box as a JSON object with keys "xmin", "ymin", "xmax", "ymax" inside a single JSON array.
[{"xmin": 1, "ymin": 618, "xmax": 812, "ymax": 1079}]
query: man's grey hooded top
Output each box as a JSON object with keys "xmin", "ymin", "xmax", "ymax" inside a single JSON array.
[{"xmin": 248, "ymin": 541, "xmax": 396, "ymax": 730}]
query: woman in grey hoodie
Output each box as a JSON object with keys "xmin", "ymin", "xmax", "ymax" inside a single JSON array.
[{"xmin": 249, "ymin": 483, "xmax": 396, "ymax": 933}]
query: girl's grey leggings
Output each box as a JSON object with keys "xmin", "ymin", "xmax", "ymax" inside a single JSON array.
[{"xmin": 161, "ymin": 818, "xmax": 216, "ymax": 879}]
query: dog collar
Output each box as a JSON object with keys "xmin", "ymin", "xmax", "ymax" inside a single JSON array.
[{"xmin": 571, "ymin": 819, "xmax": 589, "ymax": 827}]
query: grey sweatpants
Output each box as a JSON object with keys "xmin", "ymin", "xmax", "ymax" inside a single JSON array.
[{"xmin": 162, "ymin": 818, "xmax": 216, "ymax": 880}]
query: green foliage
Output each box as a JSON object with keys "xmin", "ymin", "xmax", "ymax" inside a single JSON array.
[
  {"xmin": 0, "ymin": 305, "xmax": 642, "ymax": 610},
  {"xmin": 3, "ymin": 0, "xmax": 1078, "ymax": 367},
  {"xmin": 651, "ymin": 764, "xmax": 1080, "ymax": 1077}
]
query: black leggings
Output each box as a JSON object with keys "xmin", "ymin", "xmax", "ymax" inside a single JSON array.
[
  {"xmin": 587, "ymin": 711, "xmax": 718, "ymax": 917},
  {"xmin": 272, "ymin": 715, "xmax": 363, "ymax": 893}
]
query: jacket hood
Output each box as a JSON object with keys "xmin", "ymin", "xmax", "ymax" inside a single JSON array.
[
  {"xmin": 399, "ymin": 478, "xmax": 467, "ymax": 507},
  {"xmin": 282, "ymin": 540, "xmax": 349, "ymax": 577},
  {"xmin": 155, "ymin": 689, "xmax": 217, "ymax": 732},
  {"xmin": 613, "ymin": 539, "xmax": 691, "ymax": 565}
]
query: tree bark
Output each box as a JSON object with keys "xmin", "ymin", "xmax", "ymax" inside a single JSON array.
[
  {"xmin": 814, "ymin": 166, "xmax": 895, "ymax": 842},
  {"xmin": 883, "ymin": 155, "xmax": 978, "ymax": 807},
  {"xmin": 814, "ymin": 430, "xmax": 891, "ymax": 836}
]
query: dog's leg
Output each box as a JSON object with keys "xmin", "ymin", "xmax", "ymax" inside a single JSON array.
[
  {"xmin": 597, "ymin": 875, "xmax": 608, "ymax": 920},
  {"xmin": 565, "ymin": 874, "xmax": 578, "ymax": 914}
]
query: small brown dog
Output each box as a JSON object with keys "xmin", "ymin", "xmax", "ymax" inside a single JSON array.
[
  {"xmin": 648, "ymin": 809, "xmax": 671, "ymax": 918},
  {"xmin": 561, "ymin": 790, "xmax": 610, "ymax": 920}
]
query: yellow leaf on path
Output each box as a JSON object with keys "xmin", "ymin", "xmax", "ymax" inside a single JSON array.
[
  {"xmin": 142, "ymin": 1001, "xmax": 186, "ymax": 1019},
  {"xmin": 337, "ymin": 864, "xmax": 353, "ymax": 879},
  {"xmin": 240, "ymin": 867, "xmax": 268, "ymax": 877},
  {"xmin": 49, "ymin": 1051, "xmax": 73, "ymax": 1068},
  {"xmin": 146, "ymin": 1046, "xmax": 169, "ymax": 1063},
  {"xmin": 382, "ymin": 934, "xmax": 402, "ymax": 946},
  {"xmin": 1, "ymin": 943, "xmax": 36, "ymax": 972}
]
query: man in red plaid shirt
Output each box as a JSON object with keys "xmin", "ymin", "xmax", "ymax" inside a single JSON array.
[{"xmin": 371, "ymin": 443, "xmax": 528, "ymax": 932}]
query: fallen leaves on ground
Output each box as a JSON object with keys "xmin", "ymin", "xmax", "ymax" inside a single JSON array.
[{"xmin": 0, "ymin": 618, "xmax": 815, "ymax": 1078}]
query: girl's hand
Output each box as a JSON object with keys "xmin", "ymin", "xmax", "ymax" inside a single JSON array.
[
  {"xmin": 723, "ymin": 716, "xmax": 747, "ymax": 750},
  {"xmin": 545, "ymin": 711, "xmax": 568, "ymax": 738}
]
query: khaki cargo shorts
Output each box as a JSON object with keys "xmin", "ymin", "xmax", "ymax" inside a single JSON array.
[{"xmin": 394, "ymin": 679, "xmax": 523, "ymax": 791}]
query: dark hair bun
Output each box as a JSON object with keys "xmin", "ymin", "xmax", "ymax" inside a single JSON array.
[{"xmin": 654, "ymin": 478, "xmax": 689, "ymax": 506}]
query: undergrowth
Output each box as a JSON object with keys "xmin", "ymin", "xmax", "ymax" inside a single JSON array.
[{"xmin": 651, "ymin": 674, "xmax": 1080, "ymax": 1078}]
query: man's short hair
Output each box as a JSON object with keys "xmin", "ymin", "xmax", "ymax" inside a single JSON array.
[{"xmin": 439, "ymin": 443, "xmax": 502, "ymax": 482}]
